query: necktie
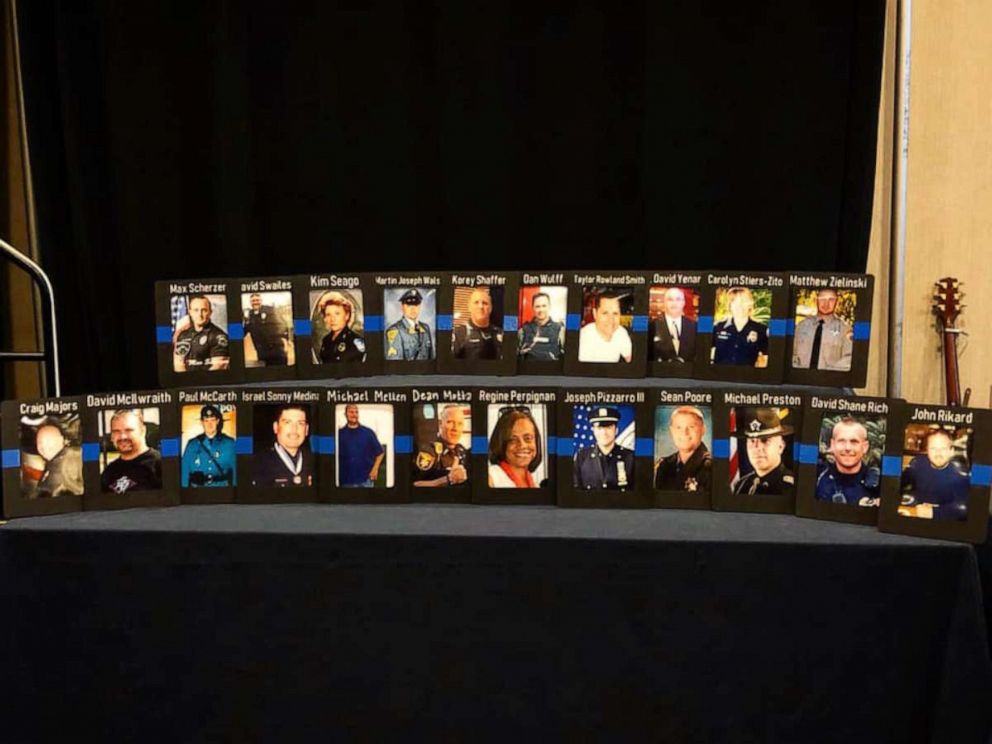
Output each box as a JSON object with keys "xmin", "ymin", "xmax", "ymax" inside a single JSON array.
[
  {"xmin": 670, "ymin": 321, "xmax": 680, "ymax": 355},
  {"xmin": 810, "ymin": 320, "xmax": 824, "ymax": 369}
]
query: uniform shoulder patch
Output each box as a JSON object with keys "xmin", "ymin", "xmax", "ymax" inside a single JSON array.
[
  {"xmin": 416, "ymin": 450, "xmax": 436, "ymax": 471},
  {"xmin": 355, "ymin": 338, "xmax": 365, "ymax": 352},
  {"xmin": 783, "ymin": 474, "xmax": 795, "ymax": 484}
]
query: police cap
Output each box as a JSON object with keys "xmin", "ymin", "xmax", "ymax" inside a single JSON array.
[
  {"xmin": 741, "ymin": 407, "xmax": 793, "ymax": 439},
  {"xmin": 400, "ymin": 288, "xmax": 423, "ymax": 305},
  {"xmin": 588, "ymin": 407, "xmax": 621, "ymax": 425},
  {"xmin": 200, "ymin": 404, "xmax": 222, "ymax": 420}
]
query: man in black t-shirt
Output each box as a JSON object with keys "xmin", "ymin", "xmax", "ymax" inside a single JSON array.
[{"xmin": 100, "ymin": 409, "xmax": 162, "ymax": 494}]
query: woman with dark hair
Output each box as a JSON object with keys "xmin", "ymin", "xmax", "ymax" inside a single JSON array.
[{"xmin": 487, "ymin": 408, "xmax": 544, "ymax": 488}]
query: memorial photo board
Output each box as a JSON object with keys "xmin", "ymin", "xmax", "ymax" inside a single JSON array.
[
  {"xmin": 2, "ymin": 396, "xmax": 85, "ymax": 518},
  {"xmin": 376, "ymin": 271, "xmax": 443, "ymax": 375},
  {"xmin": 82, "ymin": 389, "xmax": 179, "ymax": 511},
  {"xmin": 236, "ymin": 276, "xmax": 298, "ymax": 382},
  {"xmin": 409, "ymin": 387, "xmax": 475, "ymax": 503},
  {"xmin": 645, "ymin": 271, "xmax": 705, "ymax": 380},
  {"xmin": 651, "ymin": 388, "xmax": 715, "ymax": 510},
  {"xmin": 472, "ymin": 387, "xmax": 557, "ymax": 505},
  {"xmin": 176, "ymin": 388, "xmax": 242, "ymax": 505},
  {"xmin": 516, "ymin": 272, "xmax": 568, "ymax": 375},
  {"xmin": 437, "ymin": 272, "xmax": 519, "ymax": 375},
  {"xmin": 556, "ymin": 387, "xmax": 652, "ymax": 508}
]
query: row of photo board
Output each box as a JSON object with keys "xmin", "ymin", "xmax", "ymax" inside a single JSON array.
[
  {"xmin": 156, "ymin": 270, "xmax": 874, "ymax": 388},
  {"xmin": 3, "ymin": 387, "xmax": 989, "ymax": 543}
]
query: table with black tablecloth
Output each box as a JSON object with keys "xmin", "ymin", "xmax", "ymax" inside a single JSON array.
[{"xmin": 0, "ymin": 505, "xmax": 989, "ymax": 742}]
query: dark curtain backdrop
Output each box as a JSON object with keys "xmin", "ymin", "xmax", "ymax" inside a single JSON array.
[{"xmin": 16, "ymin": 0, "xmax": 886, "ymax": 395}]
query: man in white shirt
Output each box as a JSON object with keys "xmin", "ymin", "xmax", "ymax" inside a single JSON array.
[{"xmin": 578, "ymin": 291, "xmax": 633, "ymax": 363}]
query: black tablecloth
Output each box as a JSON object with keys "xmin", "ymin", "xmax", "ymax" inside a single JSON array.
[{"xmin": 1, "ymin": 506, "xmax": 989, "ymax": 743}]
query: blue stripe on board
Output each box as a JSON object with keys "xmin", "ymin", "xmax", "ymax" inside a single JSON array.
[
  {"xmin": 438, "ymin": 315, "xmax": 453, "ymax": 331},
  {"xmin": 236, "ymin": 437, "xmax": 253, "ymax": 455},
  {"xmin": 156, "ymin": 326, "xmax": 172, "ymax": 344},
  {"xmin": 698, "ymin": 315, "xmax": 714, "ymax": 333},
  {"xmin": 853, "ymin": 321, "xmax": 871, "ymax": 341},
  {"xmin": 471, "ymin": 436, "xmax": 488, "ymax": 452},
  {"xmin": 395, "ymin": 435, "xmax": 413, "ymax": 454},
  {"xmin": 312, "ymin": 435, "xmax": 335, "ymax": 455},
  {"xmin": 712, "ymin": 438, "xmax": 730, "ymax": 459},
  {"xmin": 635, "ymin": 438, "xmax": 653, "ymax": 457},
  {"xmin": 632, "ymin": 316, "xmax": 648, "ymax": 333},
  {"xmin": 798, "ymin": 444, "xmax": 820, "ymax": 464},
  {"xmin": 227, "ymin": 324, "xmax": 244, "ymax": 341},
  {"xmin": 566, "ymin": 314, "xmax": 581, "ymax": 331},
  {"xmin": 881, "ymin": 455, "xmax": 902, "ymax": 477},
  {"xmin": 972, "ymin": 464, "xmax": 992, "ymax": 487},
  {"xmin": 82, "ymin": 443, "xmax": 100, "ymax": 462},
  {"xmin": 364, "ymin": 315, "xmax": 384, "ymax": 332},
  {"xmin": 504, "ymin": 315, "xmax": 518, "ymax": 332},
  {"xmin": 1, "ymin": 449, "xmax": 20, "ymax": 469},
  {"xmin": 160, "ymin": 438, "xmax": 180, "ymax": 458},
  {"xmin": 769, "ymin": 319, "xmax": 787, "ymax": 337},
  {"xmin": 293, "ymin": 319, "xmax": 312, "ymax": 336},
  {"xmin": 557, "ymin": 437, "xmax": 574, "ymax": 457}
]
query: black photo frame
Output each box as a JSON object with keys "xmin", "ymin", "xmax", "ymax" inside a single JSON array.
[
  {"xmin": 376, "ymin": 271, "xmax": 443, "ymax": 375},
  {"xmin": 516, "ymin": 272, "xmax": 569, "ymax": 375},
  {"xmin": 235, "ymin": 276, "xmax": 299, "ymax": 382},
  {"xmin": 437, "ymin": 272, "xmax": 519, "ymax": 375},
  {"xmin": 650, "ymin": 388, "xmax": 716, "ymax": 510},
  {"xmin": 409, "ymin": 387, "xmax": 476, "ymax": 503},
  {"xmin": 645, "ymin": 270, "xmax": 705, "ymax": 380},
  {"xmin": 176, "ymin": 387, "xmax": 243, "ymax": 505}
]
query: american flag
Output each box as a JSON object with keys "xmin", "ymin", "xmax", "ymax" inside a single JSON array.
[
  {"xmin": 572, "ymin": 404, "xmax": 636, "ymax": 453},
  {"xmin": 171, "ymin": 295, "xmax": 189, "ymax": 331},
  {"xmin": 728, "ymin": 406, "xmax": 740, "ymax": 490}
]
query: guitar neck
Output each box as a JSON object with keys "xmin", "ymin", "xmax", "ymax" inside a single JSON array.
[{"xmin": 942, "ymin": 326, "xmax": 961, "ymax": 406}]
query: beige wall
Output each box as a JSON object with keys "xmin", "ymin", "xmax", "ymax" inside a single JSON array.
[{"xmin": 864, "ymin": 0, "xmax": 992, "ymax": 407}]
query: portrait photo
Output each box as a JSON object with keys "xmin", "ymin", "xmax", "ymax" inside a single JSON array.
[
  {"xmin": 517, "ymin": 286, "xmax": 567, "ymax": 361},
  {"xmin": 335, "ymin": 403, "xmax": 394, "ymax": 488},
  {"xmin": 711, "ymin": 286, "xmax": 771, "ymax": 367},
  {"xmin": 383, "ymin": 287, "xmax": 436, "ymax": 361},
  {"xmin": 577, "ymin": 286, "xmax": 634, "ymax": 364},
  {"xmin": 170, "ymin": 292, "xmax": 230, "ymax": 372},
  {"xmin": 16, "ymin": 412, "xmax": 83, "ymax": 499},
  {"xmin": 571, "ymin": 404, "xmax": 635, "ymax": 490},
  {"xmin": 241, "ymin": 290, "xmax": 295, "ymax": 368},
  {"xmin": 898, "ymin": 424, "xmax": 972, "ymax": 521},
  {"xmin": 814, "ymin": 414, "xmax": 885, "ymax": 507},
  {"xmin": 649, "ymin": 286, "xmax": 698, "ymax": 364},
  {"xmin": 412, "ymin": 402, "xmax": 471, "ymax": 487},
  {"xmin": 309, "ymin": 289, "xmax": 366, "ymax": 364},
  {"xmin": 98, "ymin": 408, "xmax": 163, "ymax": 494},
  {"xmin": 486, "ymin": 404, "xmax": 549, "ymax": 488},
  {"xmin": 181, "ymin": 403, "xmax": 237, "ymax": 488},
  {"xmin": 653, "ymin": 404, "xmax": 712, "ymax": 494},
  {"xmin": 728, "ymin": 406, "xmax": 796, "ymax": 496},
  {"xmin": 451, "ymin": 286, "xmax": 504, "ymax": 360},
  {"xmin": 251, "ymin": 403, "xmax": 315, "ymax": 488},
  {"xmin": 792, "ymin": 288, "xmax": 856, "ymax": 371}
]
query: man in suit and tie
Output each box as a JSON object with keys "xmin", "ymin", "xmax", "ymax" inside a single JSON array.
[{"xmin": 651, "ymin": 287, "xmax": 696, "ymax": 363}]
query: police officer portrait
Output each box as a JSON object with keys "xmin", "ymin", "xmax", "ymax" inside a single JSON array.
[
  {"xmin": 17, "ymin": 413, "xmax": 84, "ymax": 499},
  {"xmin": 517, "ymin": 286, "xmax": 566, "ymax": 361},
  {"xmin": 898, "ymin": 425, "xmax": 973, "ymax": 522},
  {"xmin": 729, "ymin": 407, "xmax": 796, "ymax": 497},
  {"xmin": 181, "ymin": 404, "xmax": 237, "ymax": 488},
  {"xmin": 649, "ymin": 286, "xmax": 698, "ymax": 364},
  {"xmin": 251, "ymin": 404, "xmax": 315, "ymax": 488},
  {"xmin": 815, "ymin": 414, "xmax": 884, "ymax": 507},
  {"xmin": 335, "ymin": 403, "xmax": 393, "ymax": 488},
  {"xmin": 170, "ymin": 293, "xmax": 230, "ymax": 372},
  {"xmin": 241, "ymin": 291, "xmax": 295, "ymax": 368},
  {"xmin": 577, "ymin": 287, "xmax": 634, "ymax": 364},
  {"xmin": 653, "ymin": 405, "xmax": 712, "ymax": 494},
  {"xmin": 383, "ymin": 287, "xmax": 435, "ymax": 361},
  {"xmin": 711, "ymin": 286, "xmax": 770, "ymax": 368},
  {"xmin": 572, "ymin": 405, "xmax": 635, "ymax": 490},
  {"xmin": 792, "ymin": 288, "xmax": 855, "ymax": 371},
  {"xmin": 412, "ymin": 403, "xmax": 471, "ymax": 487},
  {"xmin": 310, "ymin": 290, "xmax": 366, "ymax": 364},
  {"xmin": 487, "ymin": 404, "xmax": 549, "ymax": 488},
  {"xmin": 98, "ymin": 408, "xmax": 163, "ymax": 494},
  {"xmin": 451, "ymin": 286, "xmax": 504, "ymax": 360}
]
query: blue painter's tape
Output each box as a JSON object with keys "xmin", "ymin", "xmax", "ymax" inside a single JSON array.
[
  {"xmin": 972, "ymin": 464, "xmax": 992, "ymax": 487},
  {"xmin": 236, "ymin": 436, "xmax": 253, "ymax": 455},
  {"xmin": 471, "ymin": 436, "xmax": 488, "ymax": 452},
  {"xmin": 698, "ymin": 315, "xmax": 714, "ymax": 333},
  {"xmin": 156, "ymin": 326, "xmax": 172, "ymax": 344},
  {"xmin": 293, "ymin": 319, "xmax": 312, "ymax": 336},
  {"xmin": 882, "ymin": 455, "xmax": 902, "ymax": 477},
  {"xmin": 365, "ymin": 315, "xmax": 384, "ymax": 332},
  {"xmin": 769, "ymin": 319, "xmax": 787, "ymax": 337},
  {"xmin": 557, "ymin": 437, "xmax": 574, "ymax": 457},
  {"xmin": 635, "ymin": 437, "xmax": 653, "ymax": 457},
  {"xmin": 82, "ymin": 443, "xmax": 100, "ymax": 462},
  {"xmin": 785, "ymin": 319, "xmax": 796, "ymax": 337},
  {"xmin": 504, "ymin": 315, "xmax": 518, "ymax": 332},
  {"xmin": 160, "ymin": 438, "xmax": 180, "ymax": 458},
  {"xmin": 438, "ymin": 315, "xmax": 453, "ymax": 331},
  {"xmin": 546, "ymin": 436, "xmax": 557, "ymax": 456},
  {"xmin": 632, "ymin": 315, "xmax": 648, "ymax": 333},
  {"xmin": 712, "ymin": 438, "xmax": 730, "ymax": 459},
  {"xmin": 228, "ymin": 324, "xmax": 244, "ymax": 341},
  {"xmin": 312, "ymin": 435, "xmax": 335, "ymax": 455},
  {"xmin": 854, "ymin": 321, "xmax": 871, "ymax": 341},
  {"xmin": 1, "ymin": 449, "xmax": 20, "ymax": 469},
  {"xmin": 566, "ymin": 314, "xmax": 581, "ymax": 331},
  {"xmin": 798, "ymin": 444, "xmax": 820, "ymax": 464},
  {"xmin": 395, "ymin": 435, "xmax": 413, "ymax": 454}
]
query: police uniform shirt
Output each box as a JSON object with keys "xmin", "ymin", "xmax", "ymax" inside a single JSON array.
[
  {"xmin": 100, "ymin": 449, "xmax": 163, "ymax": 494},
  {"xmin": 900, "ymin": 455, "xmax": 970, "ymax": 521},
  {"xmin": 793, "ymin": 315, "xmax": 853, "ymax": 371},
  {"xmin": 573, "ymin": 444, "xmax": 635, "ymax": 490},
  {"xmin": 654, "ymin": 442, "xmax": 712, "ymax": 493},
  {"xmin": 712, "ymin": 318, "xmax": 768, "ymax": 366},
  {"xmin": 174, "ymin": 322, "xmax": 230, "ymax": 369},
  {"xmin": 733, "ymin": 462, "xmax": 795, "ymax": 497},
  {"xmin": 181, "ymin": 432, "xmax": 237, "ymax": 487},
  {"xmin": 37, "ymin": 447, "xmax": 84, "ymax": 498},
  {"xmin": 577, "ymin": 322, "xmax": 633, "ymax": 363},
  {"xmin": 385, "ymin": 317, "xmax": 433, "ymax": 360},
  {"xmin": 814, "ymin": 462, "xmax": 880, "ymax": 505},
  {"xmin": 338, "ymin": 424, "xmax": 384, "ymax": 486},
  {"xmin": 319, "ymin": 326, "xmax": 366, "ymax": 363},
  {"xmin": 252, "ymin": 444, "xmax": 314, "ymax": 487},
  {"xmin": 243, "ymin": 306, "xmax": 289, "ymax": 362},
  {"xmin": 518, "ymin": 318, "xmax": 564, "ymax": 360},
  {"xmin": 413, "ymin": 438, "xmax": 468, "ymax": 485},
  {"xmin": 452, "ymin": 322, "xmax": 503, "ymax": 360}
]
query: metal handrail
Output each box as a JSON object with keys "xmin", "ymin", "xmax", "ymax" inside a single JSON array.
[{"xmin": 1, "ymin": 237, "xmax": 59, "ymax": 396}]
